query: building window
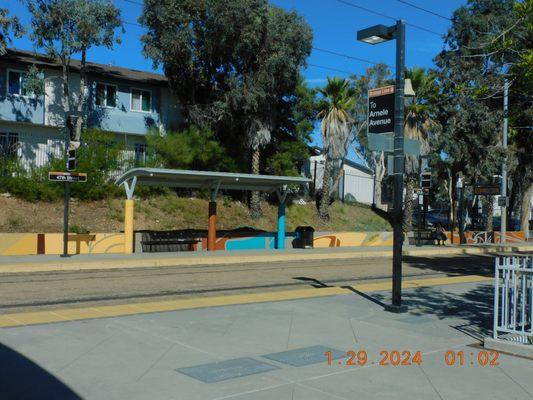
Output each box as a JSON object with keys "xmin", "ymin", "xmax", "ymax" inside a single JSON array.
[
  {"xmin": 134, "ymin": 143, "xmax": 147, "ymax": 166},
  {"xmin": 131, "ymin": 88, "xmax": 151, "ymax": 112},
  {"xmin": 7, "ymin": 70, "xmax": 28, "ymax": 96},
  {"xmin": 0, "ymin": 133, "xmax": 19, "ymax": 158},
  {"xmin": 95, "ymin": 83, "xmax": 117, "ymax": 108}
]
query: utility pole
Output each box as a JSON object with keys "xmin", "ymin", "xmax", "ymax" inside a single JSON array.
[{"xmin": 500, "ymin": 79, "xmax": 508, "ymax": 243}]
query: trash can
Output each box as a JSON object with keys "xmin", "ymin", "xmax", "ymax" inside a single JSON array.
[{"xmin": 295, "ymin": 226, "xmax": 314, "ymax": 249}]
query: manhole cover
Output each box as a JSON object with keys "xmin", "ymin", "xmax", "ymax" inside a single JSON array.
[
  {"xmin": 262, "ymin": 345, "xmax": 344, "ymax": 367},
  {"xmin": 176, "ymin": 357, "xmax": 279, "ymax": 383}
]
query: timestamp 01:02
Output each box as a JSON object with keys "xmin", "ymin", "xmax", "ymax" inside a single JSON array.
[{"xmin": 326, "ymin": 349, "xmax": 500, "ymax": 367}]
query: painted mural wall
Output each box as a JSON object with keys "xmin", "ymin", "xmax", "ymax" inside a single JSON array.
[
  {"xmin": 312, "ymin": 232, "xmax": 394, "ymax": 247},
  {"xmin": 445, "ymin": 231, "xmax": 526, "ymax": 245},
  {"xmin": 0, "ymin": 233, "xmax": 125, "ymax": 256},
  {"xmin": 0, "ymin": 230, "xmax": 527, "ymax": 256}
]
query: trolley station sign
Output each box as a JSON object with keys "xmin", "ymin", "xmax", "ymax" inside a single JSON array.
[
  {"xmin": 48, "ymin": 171, "xmax": 87, "ymax": 183},
  {"xmin": 368, "ymin": 85, "xmax": 395, "ymax": 134}
]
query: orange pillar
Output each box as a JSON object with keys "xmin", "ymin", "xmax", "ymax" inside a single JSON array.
[{"xmin": 207, "ymin": 201, "xmax": 217, "ymax": 251}]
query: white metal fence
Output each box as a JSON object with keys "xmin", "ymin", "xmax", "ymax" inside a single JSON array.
[
  {"xmin": 1, "ymin": 133, "xmax": 144, "ymax": 178},
  {"xmin": 493, "ymin": 256, "xmax": 533, "ymax": 344}
]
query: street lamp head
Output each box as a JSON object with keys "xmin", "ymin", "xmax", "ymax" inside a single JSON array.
[{"xmin": 357, "ymin": 24, "xmax": 396, "ymax": 45}]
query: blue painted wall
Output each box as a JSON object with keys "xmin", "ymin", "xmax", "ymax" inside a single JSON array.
[
  {"xmin": 0, "ymin": 61, "xmax": 175, "ymax": 136},
  {"xmin": 86, "ymin": 78, "xmax": 162, "ymax": 135},
  {"xmin": 0, "ymin": 64, "xmax": 45, "ymax": 125}
]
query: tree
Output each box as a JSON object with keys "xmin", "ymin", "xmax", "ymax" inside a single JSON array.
[
  {"xmin": 432, "ymin": 0, "xmax": 521, "ymax": 233},
  {"xmin": 316, "ymin": 77, "xmax": 356, "ymax": 221},
  {"xmin": 506, "ymin": 0, "xmax": 533, "ymax": 232},
  {"xmin": 402, "ymin": 67, "xmax": 439, "ymax": 231},
  {"xmin": 241, "ymin": 6, "xmax": 312, "ymax": 218},
  {"xmin": 146, "ymin": 126, "xmax": 236, "ymax": 172},
  {"xmin": 24, "ymin": 0, "xmax": 122, "ymax": 142},
  {"xmin": 140, "ymin": 0, "xmax": 312, "ymax": 218},
  {"xmin": 0, "ymin": 9, "xmax": 23, "ymax": 55},
  {"xmin": 265, "ymin": 78, "xmax": 317, "ymax": 177}
]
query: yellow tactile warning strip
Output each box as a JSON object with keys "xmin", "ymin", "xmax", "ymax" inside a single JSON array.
[
  {"xmin": 2, "ymin": 245, "xmax": 531, "ymax": 274},
  {"xmin": 0, "ymin": 274, "xmax": 492, "ymax": 328}
]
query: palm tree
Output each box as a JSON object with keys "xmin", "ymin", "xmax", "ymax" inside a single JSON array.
[
  {"xmin": 316, "ymin": 77, "xmax": 355, "ymax": 221},
  {"xmin": 248, "ymin": 119, "xmax": 271, "ymax": 219},
  {"xmin": 403, "ymin": 67, "xmax": 439, "ymax": 231}
]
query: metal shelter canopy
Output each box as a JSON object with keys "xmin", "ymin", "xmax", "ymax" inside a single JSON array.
[
  {"xmin": 115, "ymin": 168, "xmax": 311, "ymax": 199},
  {"xmin": 115, "ymin": 168, "xmax": 311, "ymax": 252}
]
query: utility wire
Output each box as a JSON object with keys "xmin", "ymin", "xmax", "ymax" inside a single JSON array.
[
  {"xmin": 393, "ymin": 0, "xmax": 451, "ymax": 21},
  {"xmin": 119, "ymin": 0, "xmax": 143, "ymax": 5},
  {"xmin": 313, "ymin": 47, "xmax": 394, "ymax": 70},
  {"xmin": 123, "ymin": 21, "xmax": 142, "ymax": 28},
  {"xmin": 334, "ymin": 0, "xmax": 444, "ymax": 37},
  {"xmin": 307, "ymin": 63, "xmax": 354, "ymax": 75}
]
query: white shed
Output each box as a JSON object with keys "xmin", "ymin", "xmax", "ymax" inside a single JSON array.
[{"xmin": 305, "ymin": 153, "xmax": 375, "ymax": 205}]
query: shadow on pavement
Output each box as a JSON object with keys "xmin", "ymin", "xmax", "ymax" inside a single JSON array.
[
  {"xmin": 0, "ymin": 342, "xmax": 81, "ymax": 400},
  {"xmin": 403, "ymin": 254, "xmax": 494, "ymax": 277},
  {"xmin": 372, "ymin": 283, "xmax": 494, "ymax": 340}
]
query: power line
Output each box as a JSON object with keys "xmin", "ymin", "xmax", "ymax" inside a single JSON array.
[
  {"xmin": 393, "ymin": 0, "xmax": 451, "ymax": 21},
  {"xmin": 307, "ymin": 63, "xmax": 354, "ymax": 75},
  {"xmin": 313, "ymin": 47, "xmax": 394, "ymax": 70},
  {"xmin": 123, "ymin": 21, "xmax": 142, "ymax": 28},
  {"xmin": 334, "ymin": 0, "xmax": 444, "ymax": 37},
  {"xmin": 119, "ymin": 0, "xmax": 143, "ymax": 6}
]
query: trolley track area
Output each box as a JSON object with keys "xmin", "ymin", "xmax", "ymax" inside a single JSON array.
[{"xmin": 0, "ymin": 254, "xmax": 498, "ymax": 313}]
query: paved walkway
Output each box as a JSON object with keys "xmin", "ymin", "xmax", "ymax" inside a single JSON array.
[
  {"xmin": 1, "ymin": 243, "xmax": 531, "ymax": 273},
  {"xmin": 1, "ymin": 278, "xmax": 532, "ymax": 399}
]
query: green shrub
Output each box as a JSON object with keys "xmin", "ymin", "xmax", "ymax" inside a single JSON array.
[
  {"xmin": 0, "ymin": 161, "xmax": 62, "ymax": 202},
  {"xmin": 0, "ymin": 129, "xmax": 127, "ymax": 202},
  {"xmin": 146, "ymin": 125, "xmax": 236, "ymax": 172}
]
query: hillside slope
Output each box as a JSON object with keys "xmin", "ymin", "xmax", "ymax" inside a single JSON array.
[{"xmin": 0, "ymin": 195, "xmax": 391, "ymax": 233}]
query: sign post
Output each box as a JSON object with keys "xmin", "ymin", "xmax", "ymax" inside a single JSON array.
[{"xmin": 49, "ymin": 169, "xmax": 87, "ymax": 257}]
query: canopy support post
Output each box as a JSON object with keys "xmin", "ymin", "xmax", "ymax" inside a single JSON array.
[
  {"xmin": 122, "ymin": 176, "xmax": 137, "ymax": 254},
  {"xmin": 207, "ymin": 181, "xmax": 221, "ymax": 251},
  {"xmin": 276, "ymin": 187, "xmax": 288, "ymax": 250}
]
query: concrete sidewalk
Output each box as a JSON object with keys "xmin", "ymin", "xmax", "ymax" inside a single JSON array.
[
  {"xmin": 0, "ymin": 243, "xmax": 531, "ymax": 273},
  {"xmin": 0, "ymin": 279, "xmax": 531, "ymax": 399}
]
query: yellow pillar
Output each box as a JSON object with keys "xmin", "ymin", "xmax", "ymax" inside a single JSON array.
[{"xmin": 124, "ymin": 199, "xmax": 134, "ymax": 254}]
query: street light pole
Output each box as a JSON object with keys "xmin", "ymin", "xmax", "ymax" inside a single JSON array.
[
  {"xmin": 357, "ymin": 20, "xmax": 407, "ymax": 313},
  {"xmin": 388, "ymin": 19, "xmax": 407, "ymax": 312}
]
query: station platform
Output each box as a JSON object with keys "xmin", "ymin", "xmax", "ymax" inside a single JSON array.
[{"xmin": 1, "ymin": 278, "xmax": 531, "ymax": 399}]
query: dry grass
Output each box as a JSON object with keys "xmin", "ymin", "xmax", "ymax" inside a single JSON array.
[{"xmin": 0, "ymin": 195, "xmax": 391, "ymax": 233}]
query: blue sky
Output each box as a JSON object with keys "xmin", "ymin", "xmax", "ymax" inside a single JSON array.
[{"xmin": 6, "ymin": 0, "xmax": 466, "ymax": 158}]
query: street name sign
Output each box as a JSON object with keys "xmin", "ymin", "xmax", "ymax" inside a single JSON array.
[
  {"xmin": 474, "ymin": 185, "xmax": 500, "ymax": 195},
  {"xmin": 368, "ymin": 85, "xmax": 395, "ymax": 134},
  {"xmin": 48, "ymin": 172, "xmax": 87, "ymax": 183}
]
